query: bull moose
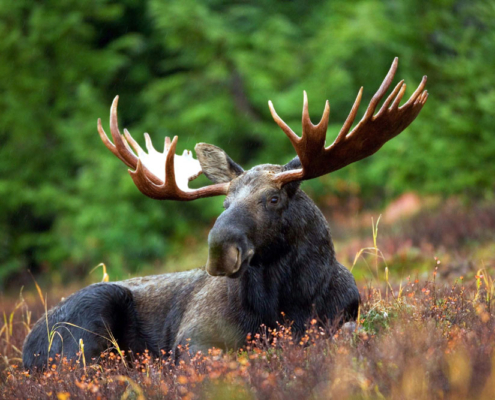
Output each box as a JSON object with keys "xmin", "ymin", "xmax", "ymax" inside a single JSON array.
[{"xmin": 23, "ymin": 58, "xmax": 427, "ymax": 370}]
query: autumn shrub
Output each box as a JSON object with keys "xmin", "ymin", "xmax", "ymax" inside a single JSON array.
[{"xmin": 2, "ymin": 268, "xmax": 495, "ymax": 399}]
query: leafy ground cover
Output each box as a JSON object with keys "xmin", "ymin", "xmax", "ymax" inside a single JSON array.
[{"xmin": 1, "ymin": 252, "xmax": 495, "ymax": 399}]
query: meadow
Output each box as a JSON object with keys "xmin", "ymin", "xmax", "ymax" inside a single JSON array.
[{"xmin": 2, "ymin": 199, "xmax": 494, "ymax": 400}]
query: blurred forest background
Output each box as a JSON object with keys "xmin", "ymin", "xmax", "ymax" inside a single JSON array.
[{"xmin": 1, "ymin": 0, "xmax": 494, "ymax": 291}]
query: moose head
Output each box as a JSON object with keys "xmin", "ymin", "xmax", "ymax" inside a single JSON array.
[{"xmin": 98, "ymin": 58, "xmax": 427, "ymax": 278}]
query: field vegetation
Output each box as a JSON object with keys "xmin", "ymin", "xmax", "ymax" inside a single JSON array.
[{"xmin": 2, "ymin": 205, "xmax": 495, "ymax": 399}]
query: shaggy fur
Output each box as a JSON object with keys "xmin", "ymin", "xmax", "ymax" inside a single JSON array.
[{"xmin": 23, "ymin": 152, "xmax": 360, "ymax": 371}]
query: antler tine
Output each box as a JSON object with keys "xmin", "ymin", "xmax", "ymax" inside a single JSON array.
[
  {"xmin": 122, "ymin": 134, "xmax": 137, "ymax": 156},
  {"xmin": 318, "ymin": 100, "xmax": 331, "ymax": 130},
  {"xmin": 165, "ymin": 135, "xmax": 179, "ymax": 190},
  {"xmin": 299, "ymin": 91, "xmax": 330, "ymax": 167},
  {"xmin": 375, "ymin": 80, "xmax": 404, "ymax": 118},
  {"xmin": 110, "ymin": 96, "xmax": 139, "ymax": 168},
  {"xmin": 402, "ymin": 75, "xmax": 428, "ymax": 108},
  {"xmin": 97, "ymin": 118, "xmax": 133, "ymax": 168},
  {"xmin": 363, "ymin": 57, "xmax": 398, "ymax": 120},
  {"xmin": 268, "ymin": 100, "xmax": 300, "ymax": 148},
  {"xmin": 419, "ymin": 90, "xmax": 429, "ymax": 104},
  {"xmin": 144, "ymin": 133, "xmax": 158, "ymax": 154},
  {"xmin": 302, "ymin": 91, "xmax": 311, "ymax": 136},
  {"xmin": 123, "ymin": 128, "xmax": 144, "ymax": 155},
  {"xmin": 390, "ymin": 83, "xmax": 407, "ymax": 110},
  {"xmin": 334, "ymin": 87, "xmax": 363, "ymax": 145}
]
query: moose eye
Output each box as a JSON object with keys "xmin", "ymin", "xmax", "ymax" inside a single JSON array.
[{"xmin": 269, "ymin": 196, "xmax": 279, "ymax": 205}]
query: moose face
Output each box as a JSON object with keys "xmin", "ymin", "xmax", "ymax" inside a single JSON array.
[{"xmin": 195, "ymin": 145, "xmax": 300, "ymax": 277}]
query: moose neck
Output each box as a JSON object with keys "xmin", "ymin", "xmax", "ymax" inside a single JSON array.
[{"xmin": 229, "ymin": 190, "xmax": 337, "ymax": 331}]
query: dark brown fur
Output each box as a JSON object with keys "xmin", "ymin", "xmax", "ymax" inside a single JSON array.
[{"xmin": 23, "ymin": 151, "xmax": 360, "ymax": 370}]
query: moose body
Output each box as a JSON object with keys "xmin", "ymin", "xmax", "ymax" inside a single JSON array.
[
  {"xmin": 23, "ymin": 58, "xmax": 427, "ymax": 370},
  {"xmin": 23, "ymin": 166, "xmax": 359, "ymax": 369}
]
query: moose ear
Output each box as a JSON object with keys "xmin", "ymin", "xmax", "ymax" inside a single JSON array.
[
  {"xmin": 282, "ymin": 157, "xmax": 302, "ymax": 197},
  {"xmin": 195, "ymin": 143, "xmax": 244, "ymax": 184}
]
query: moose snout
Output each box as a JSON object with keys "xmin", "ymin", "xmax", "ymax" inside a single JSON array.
[
  {"xmin": 206, "ymin": 225, "xmax": 254, "ymax": 277},
  {"xmin": 206, "ymin": 243, "xmax": 241, "ymax": 276}
]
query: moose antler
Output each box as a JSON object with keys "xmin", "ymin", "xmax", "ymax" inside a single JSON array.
[
  {"xmin": 97, "ymin": 96, "xmax": 229, "ymax": 200},
  {"xmin": 269, "ymin": 58, "xmax": 428, "ymax": 185}
]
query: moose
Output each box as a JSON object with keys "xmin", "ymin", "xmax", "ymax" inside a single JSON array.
[{"xmin": 23, "ymin": 58, "xmax": 427, "ymax": 370}]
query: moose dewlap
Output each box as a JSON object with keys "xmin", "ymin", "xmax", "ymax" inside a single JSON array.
[{"xmin": 23, "ymin": 58, "xmax": 427, "ymax": 370}]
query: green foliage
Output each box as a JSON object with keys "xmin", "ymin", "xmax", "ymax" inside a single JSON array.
[
  {"xmin": 360, "ymin": 308, "xmax": 395, "ymax": 335},
  {"xmin": 0, "ymin": 0, "xmax": 494, "ymax": 286}
]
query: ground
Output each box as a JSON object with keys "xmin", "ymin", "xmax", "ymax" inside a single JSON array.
[{"xmin": 1, "ymin": 196, "xmax": 494, "ymax": 399}]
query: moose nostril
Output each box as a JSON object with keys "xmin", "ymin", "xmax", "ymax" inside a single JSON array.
[{"xmin": 230, "ymin": 247, "xmax": 242, "ymax": 273}]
